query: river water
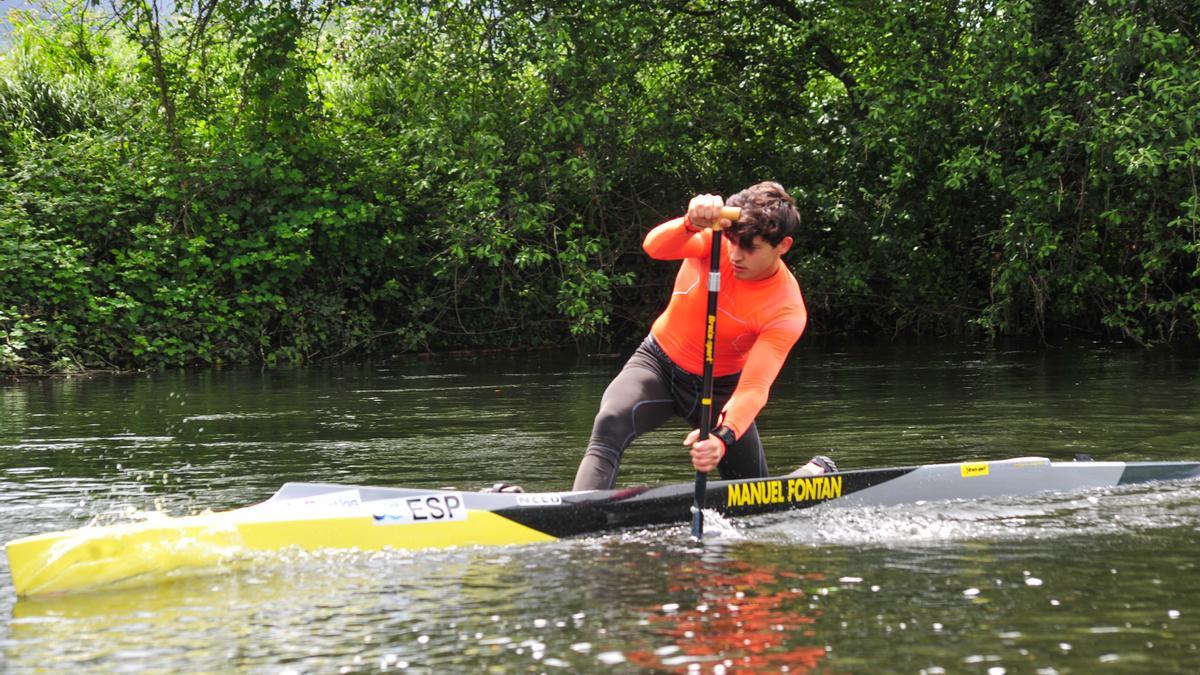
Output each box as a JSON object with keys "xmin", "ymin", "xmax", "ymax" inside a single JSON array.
[{"xmin": 2, "ymin": 340, "xmax": 1199, "ymax": 673}]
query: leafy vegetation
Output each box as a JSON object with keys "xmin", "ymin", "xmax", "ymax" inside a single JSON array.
[{"xmin": 1, "ymin": 0, "xmax": 1197, "ymax": 374}]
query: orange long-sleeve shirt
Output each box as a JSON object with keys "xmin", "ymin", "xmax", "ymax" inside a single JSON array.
[{"xmin": 645, "ymin": 217, "xmax": 807, "ymax": 440}]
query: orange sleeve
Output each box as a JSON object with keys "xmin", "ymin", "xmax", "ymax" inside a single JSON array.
[
  {"xmin": 643, "ymin": 217, "xmax": 709, "ymax": 260},
  {"xmin": 719, "ymin": 307, "xmax": 807, "ymax": 439}
]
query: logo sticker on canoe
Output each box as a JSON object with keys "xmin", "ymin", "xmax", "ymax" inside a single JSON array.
[
  {"xmin": 960, "ymin": 462, "xmax": 990, "ymax": 478},
  {"xmin": 516, "ymin": 494, "xmax": 562, "ymax": 506},
  {"xmin": 297, "ymin": 489, "xmax": 362, "ymax": 509},
  {"xmin": 725, "ymin": 476, "xmax": 843, "ymax": 508},
  {"xmin": 372, "ymin": 494, "xmax": 467, "ymax": 524}
]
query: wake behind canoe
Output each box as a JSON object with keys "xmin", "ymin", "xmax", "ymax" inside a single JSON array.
[{"xmin": 7, "ymin": 457, "xmax": 1200, "ymax": 597}]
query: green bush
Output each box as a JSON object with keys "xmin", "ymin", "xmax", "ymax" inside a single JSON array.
[{"xmin": 1, "ymin": 0, "xmax": 1197, "ymax": 376}]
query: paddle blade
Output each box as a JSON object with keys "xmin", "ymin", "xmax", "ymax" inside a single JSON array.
[{"xmin": 691, "ymin": 470, "xmax": 708, "ymax": 539}]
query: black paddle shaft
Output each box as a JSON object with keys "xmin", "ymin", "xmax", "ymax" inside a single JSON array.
[{"xmin": 691, "ymin": 223, "xmax": 723, "ymax": 539}]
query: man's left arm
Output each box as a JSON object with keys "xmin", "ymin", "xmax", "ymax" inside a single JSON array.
[{"xmin": 719, "ymin": 310, "xmax": 807, "ymax": 440}]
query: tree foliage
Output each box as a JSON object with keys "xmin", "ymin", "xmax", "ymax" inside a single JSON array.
[{"xmin": 1, "ymin": 0, "xmax": 1197, "ymax": 374}]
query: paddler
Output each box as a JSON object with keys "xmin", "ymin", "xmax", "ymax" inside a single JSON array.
[{"xmin": 572, "ymin": 182, "xmax": 810, "ymax": 490}]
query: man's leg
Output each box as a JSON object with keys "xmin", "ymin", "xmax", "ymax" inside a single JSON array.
[{"xmin": 573, "ymin": 346, "xmax": 675, "ymax": 491}]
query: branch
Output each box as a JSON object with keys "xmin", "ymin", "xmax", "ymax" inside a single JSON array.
[{"xmin": 759, "ymin": 0, "xmax": 863, "ymax": 118}]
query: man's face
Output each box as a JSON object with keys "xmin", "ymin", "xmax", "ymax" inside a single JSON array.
[{"xmin": 726, "ymin": 234, "xmax": 793, "ymax": 281}]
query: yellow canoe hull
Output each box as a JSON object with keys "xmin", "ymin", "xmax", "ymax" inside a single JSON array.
[{"xmin": 6, "ymin": 507, "xmax": 556, "ymax": 597}]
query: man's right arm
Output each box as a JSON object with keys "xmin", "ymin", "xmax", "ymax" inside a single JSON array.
[
  {"xmin": 643, "ymin": 194, "xmax": 733, "ymax": 260},
  {"xmin": 642, "ymin": 217, "xmax": 709, "ymax": 260}
]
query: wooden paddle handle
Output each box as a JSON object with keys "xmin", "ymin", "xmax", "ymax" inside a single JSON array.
[{"xmin": 720, "ymin": 206, "xmax": 741, "ymax": 222}]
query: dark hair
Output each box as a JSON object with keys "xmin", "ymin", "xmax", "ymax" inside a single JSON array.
[{"xmin": 724, "ymin": 181, "xmax": 800, "ymax": 248}]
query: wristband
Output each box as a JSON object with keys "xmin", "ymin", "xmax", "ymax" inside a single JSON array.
[{"xmin": 712, "ymin": 426, "xmax": 736, "ymax": 453}]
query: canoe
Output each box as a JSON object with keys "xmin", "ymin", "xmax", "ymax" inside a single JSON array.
[{"xmin": 7, "ymin": 456, "xmax": 1200, "ymax": 597}]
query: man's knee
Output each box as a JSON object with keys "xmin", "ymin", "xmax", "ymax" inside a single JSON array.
[{"xmin": 590, "ymin": 404, "xmax": 633, "ymax": 445}]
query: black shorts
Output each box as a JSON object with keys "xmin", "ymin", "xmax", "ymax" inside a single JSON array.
[{"xmin": 571, "ymin": 335, "xmax": 768, "ymax": 490}]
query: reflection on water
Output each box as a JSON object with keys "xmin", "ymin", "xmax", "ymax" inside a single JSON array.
[
  {"xmin": 3, "ymin": 340, "xmax": 1200, "ymax": 671},
  {"xmin": 10, "ymin": 524, "xmax": 1197, "ymax": 672},
  {"xmin": 625, "ymin": 557, "xmax": 828, "ymax": 673},
  {"xmin": 5, "ymin": 540, "xmax": 830, "ymax": 672}
]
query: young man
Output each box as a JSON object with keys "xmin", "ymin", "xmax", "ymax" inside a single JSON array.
[{"xmin": 572, "ymin": 181, "xmax": 808, "ymax": 491}]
